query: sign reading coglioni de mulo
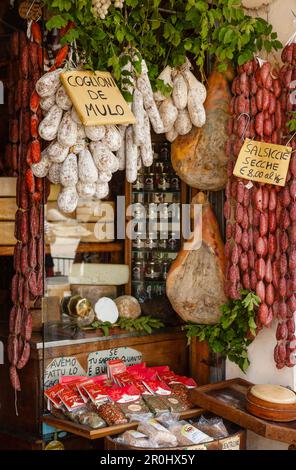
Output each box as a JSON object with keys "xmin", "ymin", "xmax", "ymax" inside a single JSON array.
[{"xmin": 60, "ymin": 70, "xmax": 136, "ymax": 127}]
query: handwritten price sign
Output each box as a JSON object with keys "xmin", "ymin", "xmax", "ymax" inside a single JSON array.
[{"xmin": 233, "ymin": 139, "xmax": 292, "ymax": 187}]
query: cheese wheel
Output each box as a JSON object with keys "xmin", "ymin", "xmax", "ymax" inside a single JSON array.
[
  {"xmin": 95, "ymin": 297, "xmax": 119, "ymax": 324},
  {"xmin": 250, "ymin": 384, "xmax": 296, "ymax": 404}
]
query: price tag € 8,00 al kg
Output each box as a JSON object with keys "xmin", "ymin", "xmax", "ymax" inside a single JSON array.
[{"xmin": 233, "ymin": 139, "xmax": 292, "ymax": 187}]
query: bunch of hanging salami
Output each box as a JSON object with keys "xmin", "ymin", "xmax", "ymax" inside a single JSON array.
[
  {"xmin": 224, "ymin": 45, "xmax": 296, "ymax": 369},
  {"xmin": 8, "ymin": 24, "xmax": 45, "ymax": 392}
]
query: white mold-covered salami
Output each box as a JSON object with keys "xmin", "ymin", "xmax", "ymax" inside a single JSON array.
[
  {"xmin": 48, "ymin": 162, "xmax": 62, "ymax": 184},
  {"xmin": 60, "ymin": 153, "xmax": 78, "ymax": 187},
  {"xmin": 84, "ymin": 124, "xmax": 106, "ymax": 141},
  {"xmin": 140, "ymin": 111, "xmax": 153, "ymax": 167},
  {"xmin": 154, "ymin": 65, "xmax": 173, "ymax": 102},
  {"xmin": 57, "ymin": 186, "xmax": 79, "ymax": 214},
  {"xmin": 103, "ymin": 126, "xmax": 122, "ymax": 152},
  {"xmin": 172, "ymin": 73, "xmax": 188, "ymax": 110},
  {"xmin": 182, "ymin": 69, "xmax": 206, "ymax": 104},
  {"xmin": 47, "ymin": 140, "xmax": 69, "ymax": 163},
  {"xmin": 71, "ymin": 141, "xmax": 86, "ymax": 154},
  {"xmin": 166, "ymin": 126, "xmax": 178, "ymax": 143},
  {"xmin": 94, "ymin": 181, "xmax": 109, "ymax": 200},
  {"xmin": 158, "ymin": 97, "xmax": 178, "ymax": 132},
  {"xmin": 76, "ymin": 180, "xmax": 96, "ymax": 199},
  {"xmin": 125, "ymin": 125, "xmax": 138, "ymax": 183},
  {"xmin": 77, "ymin": 125, "xmax": 86, "ymax": 140},
  {"xmin": 175, "ymin": 109, "xmax": 192, "ymax": 135},
  {"xmin": 116, "ymin": 125, "xmax": 126, "ymax": 171},
  {"xmin": 187, "ymin": 92, "xmax": 206, "ymax": 127},
  {"xmin": 58, "ymin": 111, "xmax": 78, "ymax": 147},
  {"xmin": 38, "ymin": 105, "xmax": 63, "ymax": 141},
  {"xmin": 78, "ymin": 148, "xmax": 98, "ymax": 183},
  {"xmin": 132, "ymin": 89, "xmax": 145, "ymax": 145},
  {"xmin": 35, "ymin": 69, "xmax": 62, "ymax": 98},
  {"xmin": 90, "ymin": 142, "xmax": 119, "ymax": 173},
  {"xmin": 71, "ymin": 107, "xmax": 82, "ymax": 124},
  {"xmin": 31, "ymin": 151, "xmax": 50, "ymax": 177},
  {"xmin": 97, "ymin": 171, "xmax": 112, "ymax": 183},
  {"xmin": 40, "ymin": 95, "xmax": 56, "ymax": 112},
  {"xmin": 137, "ymin": 60, "xmax": 164, "ymax": 134},
  {"xmin": 56, "ymin": 86, "xmax": 72, "ymax": 110}
]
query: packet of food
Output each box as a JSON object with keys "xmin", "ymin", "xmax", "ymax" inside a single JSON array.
[
  {"xmin": 109, "ymin": 384, "xmax": 150, "ymax": 417},
  {"xmin": 59, "ymin": 376, "xmax": 86, "ymax": 385},
  {"xmin": 137, "ymin": 417, "xmax": 178, "ymax": 448},
  {"xmin": 97, "ymin": 401, "xmax": 128, "ymax": 426},
  {"xmin": 107, "ymin": 359, "xmax": 126, "ymax": 379},
  {"xmin": 118, "ymin": 429, "xmax": 158, "ymax": 449},
  {"xmin": 157, "ymin": 412, "xmax": 213, "ymax": 446},
  {"xmin": 80, "ymin": 380, "xmax": 109, "ymax": 406},
  {"xmin": 57, "ymin": 386, "xmax": 85, "ymax": 412},
  {"xmin": 194, "ymin": 415, "xmax": 229, "ymax": 439},
  {"xmin": 44, "ymin": 383, "xmax": 66, "ymax": 409}
]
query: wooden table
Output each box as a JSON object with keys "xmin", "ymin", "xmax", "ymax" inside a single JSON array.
[{"xmin": 190, "ymin": 378, "xmax": 296, "ymax": 445}]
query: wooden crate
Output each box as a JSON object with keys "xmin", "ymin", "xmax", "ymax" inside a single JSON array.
[{"xmin": 0, "ymin": 177, "xmax": 17, "ymax": 244}]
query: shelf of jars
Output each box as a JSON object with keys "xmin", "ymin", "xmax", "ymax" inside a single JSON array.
[{"xmin": 130, "ymin": 142, "xmax": 182, "ymax": 303}]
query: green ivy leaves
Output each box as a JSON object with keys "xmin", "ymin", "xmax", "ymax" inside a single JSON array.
[
  {"xmin": 183, "ymin": 290, "xmax": 261, "ymax": 373},
  {"xmin": 43, "ymin": 0, "xmax": 282, "ymax": 90}
]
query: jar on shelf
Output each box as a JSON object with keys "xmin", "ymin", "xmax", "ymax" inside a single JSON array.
[
  {"xmin": 132, "ymin": 259, "xmax": 145, "ymax": 281},
  {"xmin": 132, "ymin": 192, "xmax": 144, "ymax": 204},
  {"xmin": 161, "ymin": 258, "xmax": 171, "ymax": 280},
  {"xmin": 168, "ymin": 231, "xmax": 179, "ymax": 251},
  {"xmin": 144, "ymin": 173, "xmax": 154, "ymax": 191},
  {"xmin": 145, "ymin": 259, "xmax": 161, "ymax": 280},
  {"xmin": 158, "ymin": 237, "xmax": 168, "ymax": 250},
  {"xmin": 170, "ymin": 175, "xmax": 180, "ymax": 191},
  {"xmin": 157, "ymin": 174, "xmax": 170, "ymax": 191},
  {"xmin": 153, "ymin": 192, "xmax": 164, "ymax": 204},
  {"xmin": 132, "ymin": 233, "xmax": 146, "ymax": 249},
  {"xmin": 145, "ymin": 235, "xmax": 158, "ymax": 250},
  {"xmin": 133, "ymin": 203, "xmax": 145, "ymax": 220},
  {"xmin": 132, "ymin": 173, "xmax": 144, "ymax": 191}
]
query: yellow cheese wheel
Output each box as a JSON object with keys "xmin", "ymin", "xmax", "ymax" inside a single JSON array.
[{"xmin": 250, "ymin": 384, "xmax": 296, "ymax": 405}]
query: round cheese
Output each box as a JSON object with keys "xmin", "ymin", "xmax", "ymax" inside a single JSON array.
[
  {"xmin": 250, "ymin": 384, "xmax": 296, "ymax": 405},
  {"xmin": 95, "ymin": 297, "xmax": 119, "ymax": 324},
  {"xmin": 242, "ymin": 0, "xmax": 274, "ymax": 9}
]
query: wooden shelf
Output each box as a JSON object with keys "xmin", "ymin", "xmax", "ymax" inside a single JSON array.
[
  {"xmin": 190, "ymin": 378, "xmax": 296, "ymax": 445},
  {"xmin": 0, "ymin": 242, "xmax": 124, "ymax": 257},
  {"xmin": 42, "ymin": 408, "xmax": 203, "ymax": 441}
]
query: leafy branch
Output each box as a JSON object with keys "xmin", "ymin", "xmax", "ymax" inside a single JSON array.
[
  {"xmin": 43, "ymin": 0, "xmax": 282, "ymax": 88},
  {"xmin": 183, "ymin": 290, "xmax": 261, "ymax": 372},
  {"xmin": 88, "ymin": 315, "xmax": 164, "ymax": 336}
]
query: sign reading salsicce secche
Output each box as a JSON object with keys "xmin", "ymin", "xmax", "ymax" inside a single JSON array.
[
  {"xmin": 233, "ymin": 139, "xmax": 292, "ymax": 187},
  {"xmin": 60, "ymin": 70, "xmax": 136, "ymax": 126}
]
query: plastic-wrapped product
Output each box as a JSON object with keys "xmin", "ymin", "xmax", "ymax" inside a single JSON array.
[
  {"xmin": 194, "ymin": 415, "xmax": 229, "ymax": 439},
  {"xmin": 97, "ymin": 402, "xmax": 128, "ymax": 426},
  {"xmin": 118, "ymin": 430, "xmax": 158, "ymax": 448},
  {"xmin": 142, "ymin": 395, "xmax": 170, "ymax": 414},
  {"xmin": 137, "ymin": 418, "xmax": 178, "ymax": 447},
  {"xmin": 169, "ymin": 383, "xmax": 195, "ymax": 409}
]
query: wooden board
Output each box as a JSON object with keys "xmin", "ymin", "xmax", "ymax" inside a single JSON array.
[
  {"xmin": 190, "ymin": 378, "xmax": 296, "ymax": 444},
  {"xmin": 0, "ymin": 198, "xmax": 17, "ymax": 220},
  {"xmin": 0, "ymin": 177, "xmax": 16, "ymax": 197},
  {"xmin": 42, "ymin": 408, "xmax": 203, "ymax": 441}
]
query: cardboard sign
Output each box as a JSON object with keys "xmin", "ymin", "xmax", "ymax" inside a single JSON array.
[
  {"xmin": 221, "ymin": 434, "xmax": 241, "ymax": 450},
  {"xmin": 233, "ymin": 139, "xmax": 292, "ymax": 187},
  {"xmin": 60, "ymin": 70, "xmax": 136, "ymax": 126},
  {"xmin": 44, "ymin": 356, "xmax": 86, "ymax": 389},
  {"xmin": 87, "ymin": 347, "xmax": 142, "ymax": 376}
]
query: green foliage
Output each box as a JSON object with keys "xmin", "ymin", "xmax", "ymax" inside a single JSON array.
[
  {"xmin": 89, "ymin": 316, "xmax": 164, "ymax": 336},
  {"xmin": 118, "ymin": 315, "xmax": 164, "ymax": 334},
  {"xmin": 287, "ymin": 112, "xmax": 296, "ymax": 133},
  {"xmin": 183, "ymin": 290, "xmax": 261, "ymax": 373},
  {"xmin": 43, "ymin": 0, "xmax": 281, "ymax": 89}
]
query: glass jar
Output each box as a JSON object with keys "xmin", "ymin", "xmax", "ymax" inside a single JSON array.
[
  {"xmin": 170, "ymin": 175, "xmax": 180, "ymax": 191},
  {"xmin": 145, "ymin": 235, "xmax": 158, "ymax": 250},
  {"xmin": 168, "ymin": 232, "xmax": 179, "ymax": 251},
  {"xmin": 144, "ymin": 174, "xmax": 154, "ymax": 191},
  {"xmin": 132, "ymin": 260, "xmax": 145, "ymax": 281},
  {"xmin": 132, "ymin": 233, "xmax": 146, "ymax": 249},
  {"xmin": 157, "ymin": 174, "xmax": 170, "ymax": 191},
  {"xmin": 161, "ymin": 258, "xmax": 170, "ymax": 280},
  {"xmin": 145, "ymin": 259, "xmax": 161, "ymax": 280},
  {"xmin": 158, "ymin": 237, "xmax": 167, "ymax": 250},
  {"xmin": 132, "ymin": 173, "xmax": 144, "ymax": 191}
]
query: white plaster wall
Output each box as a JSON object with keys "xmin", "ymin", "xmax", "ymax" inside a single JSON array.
[{"xmin": 226, "ymin": 0, "xmax": 296, "ymax": 449}]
